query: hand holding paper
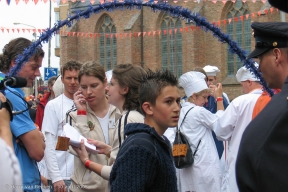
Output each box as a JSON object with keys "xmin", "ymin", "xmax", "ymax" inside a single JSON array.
[{"xmin": 63, "ymin": 123, "xmax": 98, "ymax": 155}]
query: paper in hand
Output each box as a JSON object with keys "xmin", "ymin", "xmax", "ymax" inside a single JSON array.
[{"xmin": 63, "ymin": 123, "xmax": 99, "ymax": 155}]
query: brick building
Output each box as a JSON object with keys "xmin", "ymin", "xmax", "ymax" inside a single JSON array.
[{"xmin": 57, "ymin": 0, "xmax": 286, "ymax": 100}]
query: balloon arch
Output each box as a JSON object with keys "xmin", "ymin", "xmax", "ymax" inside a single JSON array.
[{"xmin": 7, "ymin": 0, "xmax": 272, "ymax": 95}]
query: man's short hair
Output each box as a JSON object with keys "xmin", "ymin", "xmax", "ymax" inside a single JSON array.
[
  {"xmin": 139, "ymin": 69, "xmax": 178, "ymax": 115},
  {"xmin": 60, "ymin": 61, "xmax": 82, "ymax": 77}
]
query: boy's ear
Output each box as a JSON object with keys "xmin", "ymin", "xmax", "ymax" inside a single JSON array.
[{"xmin": 142, "ymin": 102, "xmax": 153, "ymax": 116}]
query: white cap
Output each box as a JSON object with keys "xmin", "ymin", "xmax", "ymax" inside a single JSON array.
[
  {"xmin": 53, "ymin": 75, "xmax": 64, "ymax": 98},
  {"xmin": 179, "ymin": 71, "xmax": 208, "ymax": 97},
  {"xmin": 203, "ymin": 65, "xmax": 220, "ymax": 76},
  {"xmin": 236, "ymin": 63, "xmax": 260, "ymax": 82},
  {"xmin": 105, "ymin": 70, "xmax": 113, "ymax": 83}
]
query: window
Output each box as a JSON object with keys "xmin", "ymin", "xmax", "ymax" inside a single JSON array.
[
  {"xmin": 161, "ymin": 13, "xmax": 182, "ymax": 78},
  {"xmin": 226, "ymin": 0, "xmax": 251, "ymax": 76},
  {"xmin": 55, "ymin": 11, "xmax": 60, "ymax": 48},
  {"xmin": 99, "ymin": 15, "xmax": 117, "ymax": 71}
]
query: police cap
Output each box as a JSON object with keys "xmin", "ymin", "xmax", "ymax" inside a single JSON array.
[
  {"xmin": 247, "ymin": 22, "xmax": 288, "ymax": 59},
  {"xmin": 268, "ymin": 0, "xmax": 288, "ymax": 13}
]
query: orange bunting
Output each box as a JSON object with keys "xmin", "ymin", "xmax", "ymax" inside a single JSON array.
[
  {"xmin": 270, "ymin": 7, "xmax": 274, "ymax": 13},
  {"xmin": 245, "ymin": 14, "xmax": 249, "ymax": 20},
  {"xmin": 0, "ymin": 0, "xmax": 276, "ymax": 5},
  {"xmin": 240, "ymin": 15, "xmax": 244, "ymax": 21}
]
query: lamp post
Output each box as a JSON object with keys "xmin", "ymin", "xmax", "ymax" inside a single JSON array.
[{"xmin": 13, "ymin": 22, "xmax": 38, "ymax": 97}]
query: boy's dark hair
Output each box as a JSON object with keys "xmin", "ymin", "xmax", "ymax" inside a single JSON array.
[
  {"xmin": 61, "ymin": 61, "xmax": 82, "ymax": 77},
  {"xmin": 139, "ymin": 69, "xmax": 178, "ymax": 115},
  {"xmin": 0, "ymin": 37, "xmax": 45, "ymax": 73}
]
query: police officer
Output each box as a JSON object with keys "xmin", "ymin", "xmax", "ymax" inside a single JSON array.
[{"xmin": 236, "ymin": 22, "xmax": 288, "ymax": 192}]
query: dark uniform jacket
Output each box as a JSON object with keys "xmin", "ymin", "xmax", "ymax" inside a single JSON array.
[{"xmin": 236, "ymin": 78, "xmax": 288, "ymax": 192}]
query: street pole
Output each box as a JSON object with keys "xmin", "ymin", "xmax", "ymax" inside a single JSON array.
[
  {"xmin": 48, "ymin": 0, "xmax": 52, "ymax": 68},
  {"xmin": 13, "ymin": 22, "xmax": 38, "ymax": 97}
]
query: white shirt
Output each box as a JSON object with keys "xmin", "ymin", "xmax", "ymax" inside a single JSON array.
[
  {"xmin": 0, "ymin": 138, "xmax": 22, "ymax": 192},
  {"xmin": 213, "ymin": 89, "xmax": 262, "ymax": 192},
  {"xmin": 223, "ymin": 92, "xmax": 230, "ymax": 104},
  {"xmin": 96, "ymin": 108, "xmax": 110, "ymax": 144},
  {"xmin": 42, "ymin": 94, "xmax": 75, "ymax": 183},
  {"xmin": 37, "ymin": 159, "xmax": 50, "ymax": 192},
  {"xmin": 177, "ymin": 102, "xmax": 224, "ymax": 192}
]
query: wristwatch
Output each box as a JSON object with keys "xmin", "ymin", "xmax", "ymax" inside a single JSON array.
[{"xmin": 0, "ymin": 99, "xmax": 13, "ymax": 121}]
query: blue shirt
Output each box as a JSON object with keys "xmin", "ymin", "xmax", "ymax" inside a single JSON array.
[{"xmin": 5, "ymin": 87, "xmax": 41, "ymax": 191}]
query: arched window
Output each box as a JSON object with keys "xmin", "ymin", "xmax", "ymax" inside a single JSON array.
[
  {"xmin": 226, "ymin": 0, "xmax": 251, "ymax": 76},
  {"xmin": 161, "ymin": 13, "xmax": 182, "ymax": 78},
  {"xmin": 99, "ymin": 15, "xmax": 117, "ymax": 70}
]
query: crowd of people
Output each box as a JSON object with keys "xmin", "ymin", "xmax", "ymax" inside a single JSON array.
[{"xmin": 1, "ymin": 0, "xmax": 288, "ymax": 191}]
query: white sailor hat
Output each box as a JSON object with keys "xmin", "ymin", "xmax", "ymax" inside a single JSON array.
[
  {"xmin": 53, "ymin": 75, "xmax": 64, "ymax": 98},
  {"xmin": 203, "ymin": 65, "xmax": 220, "ymax": 77},
  {"xmin": 179, "ymin": 71, "xmax": 208, "ymax": 97},
  {"xmin": 236, "ymin": 63, "xmax": 260, "ymax": 82},
  {"xmin": 105, "ymin": 70, "xmax": 113, "ymax": 83}
]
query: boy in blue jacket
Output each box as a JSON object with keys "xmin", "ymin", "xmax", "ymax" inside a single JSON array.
[{"xmin": 110, "ymin": 70, "xmax": 181, "ymax": 192}]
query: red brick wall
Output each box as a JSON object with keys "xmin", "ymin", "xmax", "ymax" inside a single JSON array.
[{"xmin": 60, "ymin": 1, "xmax": 284, "ymax": 100}]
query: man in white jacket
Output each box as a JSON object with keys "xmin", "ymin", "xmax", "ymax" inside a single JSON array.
[
  {"xmin": 42, "ymin": 61, "xmax": 82, "ymax": 192},
  {"xmin": 213, "ymin": 63, "xmax": 264, "ymax": 192}
]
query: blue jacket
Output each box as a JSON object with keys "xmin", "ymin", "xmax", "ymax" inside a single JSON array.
[{"xmin": 110, "ymin": 123, "xmax": 178, "ymax": 192}]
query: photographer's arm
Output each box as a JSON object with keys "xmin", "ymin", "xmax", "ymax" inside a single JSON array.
[
  {"xmin": 19, "ymin": 129, "xmax": 45, "ymax": 162},
  {"xmin": 0, "ymin": 93, "xmax": 13, "ymax": 149}
]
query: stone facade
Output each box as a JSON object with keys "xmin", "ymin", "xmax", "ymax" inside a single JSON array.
[{"xmin": 58, "ymin": 0, "xmax": 286, "ymax": 100}]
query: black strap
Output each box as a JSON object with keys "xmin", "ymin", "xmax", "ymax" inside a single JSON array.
[
  {"xmin": 177, "ymin": 107, "xmax": 194, "ymax": 132},
  {"xmin": 193, "ymin": 139, "xmax": 201, "ymax": 157},
  {"xmin": 0, "ymin": 99, "xmax": 13, "ymax": 121},
  {"xmin": 123, "ymin": 111, "xmax": 130, "ymax": 143},
  {"xmin": 176, "ymin": 106, "xmax": 201, "ymax": 156},
  {"xmin": 118, "ymin": 110, "xmax": 130, "ymax": 148},
  {"xmin": 118, "ymin": 116, "xmax": 122, "ymax": 148}
]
